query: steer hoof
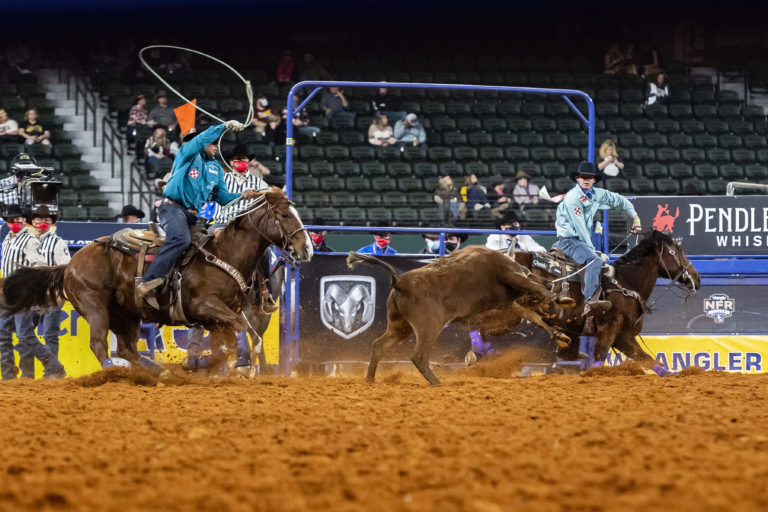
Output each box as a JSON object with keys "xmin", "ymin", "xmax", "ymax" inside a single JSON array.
[
  {"xmin": 556, "ymin": 296, "xmax": 577, "ymax": 309},
  {"xmin": 554, "ymin": 332, "xmax": 571, "ymax": 348}
]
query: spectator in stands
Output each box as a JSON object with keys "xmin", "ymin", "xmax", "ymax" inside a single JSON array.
[
  {"xmin": 371, "ymin": 87, "xmax": 405, "ymax": 124},
  {"xmin": 434, "ymin": 175, "xmax": 465, "ymax": 222},
  {"xmin": 637, "ymin": 40, "xmax": 662, "ymax": 77},
  {"xmin": 0, "ymin": 109, "xmax": 20, "ymax": 143},
  {"xmin": 30, "ymin": 205, "xmax": 71, "ymax": 360},
  {"xmin": 461, "ymin": 174, "xmax": 491, "ymax": 215},
  {"xmin": 147, "ymin": 90, "xmax": 178, "ymax": 134},
  {"xmin": 282, "ymin": 94, "xmax": 320, "ymax": 139},
  {"xmin": 357, "ymin": 232, "xmax": 398, "ymax": 255},
  {"xmin": 511, "ymin": 170, "xmax": 540, "ymax": 207},
  {"xmin": 309, "ymin": 218, "xmax": 334, "ymax": 252},
  {"xmin": 597, "ymin": 139, "xmax": 624, "ymax": 177},
  {"xmin": 487, "ymin": 175, "xmax": 513, "ymax": 218},
  {"xmin": 120, "ymin": 204, "xmax": 145, "ymax": 224},
  {"xmin": 276, "ymin": 50, "xmax": 296, "ymax": 84},
  {"xmin": 604, "ymin": 42, "xmax": 624, "ymax": 74},
  {"xmin": 645, "ymin": 72, "xmax": 670, "ymax": 107},
  {"xmin": 393, "ymin": 113, "xmax": 426, "ymax": 147},
  {"xmin": 19, "ymin": 109, "xmax": 51, "ymax": 146},
  {"xmin": 0, "ymin": 204, "xmax": 66, "ymax": 380},
  {"xmin": 486, "ymin": 210, "xmax": 546, "ymax": 253},
  {"xmin": 126, "ymin": 94, "xmax": 148, "ymax": 145},
  {"xmin": 368, "ymin": 113, "xmax": 396, "ymax": 146},
  {"xmin": 252, "ymin": 96, "xmax": 281, "ymax": 143},
  {"xmin": 621, "ymin": 43, "xmax": 638, "ymax": 75},
  {"xmin": 151, "ymin": 172, "xmax": 171, "ymax": 223},
  {"xmin": 144, "ymin": 126, "xmax": 178, "ymax": 175},
  {"xmin": 296, "ymin": 52, "xmax": 332, "ymax": 82},
  {"xmin": 320, "ymin": 86, "xmax": 350, "ymax": 119},
  {"xmin": 421, "ymin": 232, "xmax": 466, "ymax": 255}
]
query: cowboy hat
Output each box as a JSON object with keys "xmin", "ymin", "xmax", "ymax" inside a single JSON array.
[
  {"xmin": 153, "ymin": 172, "xmax": 172, "ymax": 193},
  {"xmin": 487, "ymin": 175, "xmax": 505, "ymax": 188},
  {"xmin": 3, "ymin": 203, "xmax": 25, "ymax": 220},
  {"xmin": 514, "ymin": 170, "xmax": 531, "ymax": 180},
  {"xmin": 120, "ymin": 204, "xmax": 145, "ymax": 219},
  {"xmin": 494, "ymin": 209, "xmax": 519, "ymax": 230},
  {"xmin": 29, "ymin": 204, "xmax": 57, "ymax": 224},
  {"xmin": 569, "ymin": 160, "xmax": 602, "ymax": 183},
  {"xmin": 227, "ymin": 144, "xmax": 254, "ymax": 162}
]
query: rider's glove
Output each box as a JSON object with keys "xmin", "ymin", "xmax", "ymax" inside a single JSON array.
[
  {"xmin": 597, "ymin": 252, "xmax": 610, "ymax": 263},
  {"xmin": 225, "ymin": 120, "xmax": 245, "ymax": 132},
  {"xmin": 630, "ymin": 216, "xmax": 642, "ymax": 234},
  {"xmin": 241, "ymin": 189, "xmax": 260, "ymax": 200}
]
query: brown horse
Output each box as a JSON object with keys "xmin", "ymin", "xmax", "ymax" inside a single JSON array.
[
  {"xmin": 0, "ymin": 187, "xmax": 312, "ymax": 374},
  {"xmin": 514, "ymin": 230, "xmax": 700, "ymax": 369}
]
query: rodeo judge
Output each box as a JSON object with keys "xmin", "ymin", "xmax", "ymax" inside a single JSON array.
[
  {"xmin": 136, "ymin": 121, "xmax": 262, "ymax": 309},
  {"xmin": 0, "ymin": 204, "xmax": 66, "ymax": 379},
  {"xmin": 30, "ymin": 204, "xmax": 71, "ymax": 359},
  {"xmin": 552, "ymin": 161, "xmax": 641, "ymax": 317}
]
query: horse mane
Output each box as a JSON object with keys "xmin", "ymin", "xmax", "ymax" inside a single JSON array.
[
  {"xmin": 216, "ymin": 186, "xmax": 286, "ymax": 236},
  {"xmin": 614, "ymin": 230, "xmax": 675, "ymax": 266}
]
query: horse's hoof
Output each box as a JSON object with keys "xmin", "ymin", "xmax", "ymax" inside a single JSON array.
[
  {"xmin": 554, "ymin": 333, "xmax": 571, "ymax": 348},
  {"xmin": 159, "ymin": 370, "xmax": 172, "ymax": 382},
  {"xmin": 556, "ymin": 297, "xmax": 577, "ymax": 309},
  {"xmin": 235, "ymin": 366, "xmax": 250, "ymax": 379},
  {"xmin": 464, "ymin": 350, "xmax": 478, "ymax": 367}
]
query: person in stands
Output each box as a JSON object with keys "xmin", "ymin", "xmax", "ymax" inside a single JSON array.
[{"xmin": 356, "ymin": 232, "xmax": 398, "ymax": 255}]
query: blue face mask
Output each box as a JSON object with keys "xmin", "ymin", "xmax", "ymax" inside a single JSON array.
[{"xmin": 426, "ymin": 239, "xmax": 440, "ymax": 252}]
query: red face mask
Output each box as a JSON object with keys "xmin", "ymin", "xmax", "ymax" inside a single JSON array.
[
  {"xmin": 34, "ymin": 222, "xmax": 50, "ymax": 232},
  {"xmin": 232, "ymin": 160, "xmax": 248, "ymax": 173},
  {"xmin": 374, "ymin": 236, "xmax": 390, "ymax": 249},
  {"xmin": 7, "ymin": 222, "xmax": 23, "ymax": 233},
  {"xmin": 311, "ymin": 233, "xmax": 325, "ymax": 246}
]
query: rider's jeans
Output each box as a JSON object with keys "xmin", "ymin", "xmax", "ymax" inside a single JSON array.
[
  {"xmin": 552, "ymin": 237, "xmax": 602, "ymax": 300},
  {"xmin": 143, "ymin": 201, "xmax": 196, "ymax": 282}
]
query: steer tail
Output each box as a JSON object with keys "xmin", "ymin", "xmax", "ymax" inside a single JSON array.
[
  {"xmin": 0, "ymin": 265, "xmax": 68, "ymax": 314},
  {"xmin": 346, "ymin": 251, "xmax": 400, "ymax": 290}
]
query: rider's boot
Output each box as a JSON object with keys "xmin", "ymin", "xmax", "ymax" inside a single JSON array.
[
  {"xmin": 259, "ymin": 279, "xmax": 279, "ymax": 314},
  {"xmin": 136, "ymin": 277, "xmax": 164, "ymax": 310},
  {"xmin": 583, "ymin": 288, "xmax": 612, "ymax": 317}
]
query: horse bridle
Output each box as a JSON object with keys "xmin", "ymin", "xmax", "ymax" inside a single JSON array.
[
  {"xmin": 245, "ymin": 197, "xmax": 308, "ymax": 265},
  {"xmin": 655, "ymin": 241, "xmax": 697, "ymax": 299}
]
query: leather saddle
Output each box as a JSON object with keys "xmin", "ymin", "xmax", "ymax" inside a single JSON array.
[
  {"xmin": 100, "ymin": 223, "xmax": 208, "ymax": 262},
  {"xmin": 530, "ymin": 249, "xmax": 614, "ymax": 283}
]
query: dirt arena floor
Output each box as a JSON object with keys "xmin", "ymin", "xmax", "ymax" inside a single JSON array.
[{"xmin": 1, "ymin": 356, "xmax": 767, "ymax": 512}]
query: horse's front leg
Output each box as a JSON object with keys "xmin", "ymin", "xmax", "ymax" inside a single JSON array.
[{"xmin": 200, "ymin": 298, "xmax": 246, "ymax": 378}]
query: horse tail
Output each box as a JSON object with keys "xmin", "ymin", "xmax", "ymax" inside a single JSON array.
[
  {"xmin": 0, "ymin": 265, "xmax": 67, "ymax": 314},
  {"xmin": 346, "ymin": 251, "xmax": 401, "ymax": 291}
]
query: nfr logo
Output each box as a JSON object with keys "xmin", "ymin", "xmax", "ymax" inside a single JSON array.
[{"xmin": 704, "ymin": 293, "xmax": 735, "ymax": 324}]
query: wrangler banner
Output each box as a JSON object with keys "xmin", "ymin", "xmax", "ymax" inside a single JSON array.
[{"xmin": 629, "ymin": 195, "xmax": 768, "ymax": 255}]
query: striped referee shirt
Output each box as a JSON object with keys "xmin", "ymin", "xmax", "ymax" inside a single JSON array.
[
  {"xmin": 212, "ymin": 172, "xmax": 269, "ymax": 225},
  {"xmin": 1, "ymin": 228, "xmax": 44, "ymax": 276},
  {"xmin": 37, "ymin": 230, "xmax": 71, "ymax": 266}
]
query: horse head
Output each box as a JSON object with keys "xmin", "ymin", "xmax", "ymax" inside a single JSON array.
[
  {"xmin": 648, "ymin": 230, "xmax": 701, "ymax": 293},
  {"xmin": 247, "ymin": 187, "xmax": 313, "ymax": 264}
]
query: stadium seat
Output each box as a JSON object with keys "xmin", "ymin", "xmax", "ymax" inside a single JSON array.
[
  {"xmin": 669, "ymin": 133, "xmax": 693, "ymax": 148},
  {"xmin": 309, "ymin": 161, "xmax": 335, "ymax": 176},
  {"xmin": 468, "ymin": 132, "xmax": 493, "ymax": 146},
  {"xmin": 301, "ymin": 191, "xmax": 329, "ymax": 207},
  {"xmin": 392, "ymin": 207, "xmax": 419, "ymax": 225},
  {"xmin": 355, "ymin": 192, "xmax": 382, "ymax": 208},
  {"xmin": 398, "ymin": 177, "xmax": 423, "ymax": 192},
  {"xmin": 631, "ymin": 177, "xmax": 655, "ymax": 194},
  {"xmin": 706, "ymin": 179, "xmax": 728, "ymax": 195},
  {"xmin": 729, "ymin": 120, "xmax": 754, "ymax": 135},
  {"xmin": 517, "ymin": 162, "xmax": 541, "ymax": 176},
  {"xmin": 70, "ymin": 174, "xmax": 98, "ymax": 189},
  {"xmin": 457, "ymin": 117, "xmax": 481, "ymax": 132},
  {"xmin": 619, "ymin": 133, "xmax": 643, "ymax": 147},
  {"xmin": 479, "ymin": 146, "xmax": 504, "ymax": 161},
  {"xmin": 413, "ymin": 162, "xmax": 438, "ymax": 176},
  {"xmin": 542, "ymin": 162, "xmax": 566, "ymax": 178},
  {"xmin": 553, "ymin": 177, "xmax": 574, "ymax": 192},
  {"xmin": 367, "ymin": 208, "xmax": 393, "ymax": 225},
  {"xmin": 518, "ymin": 132, "xmax": 544, "ymax": 146},
  {"xmin": 692, "ymin": 90, "xmax": 716, "ymax": 104},
  {"xmin": 544, "ymin": 133, "xmax": 569, "ymax": 147},
  {"xmin": 695, "ymin": 163, "xmax": 719, "ymax": 179},
  {"xmin": 521, "ymin": 101, "xmax": 546, "ymax": 117},
  {"xmin": 719, "ymin": 164, "xmax": 744, "ymax": 180},
  {"xmin": 717, "ymin": 104, "xmax": 741, "ymax": 119},
  {"xmin": 670, "ymin": 104, "xmax": 694, "ymax": 119},
  {"xmin": 605, "ymin": 178, "xmax": 630, "ymax": 193},
  {"xmin": 431, "ymin": 116, "xmax": 457, "ymax": 132},
  {"xmin": 453, "ymin": 146, "xmax": 478, "ymax": 162},
  {"xmin": 607, "ymin": 119, "xmax": 631, "ymax": 133},
  {"xmin": 706, "ymin": 149, "xmax": 731, "ymax": 164},
  {"xmin": 340, "ymin": 207, "xmax": 367, "ymax": 225},
  {"xmin": 371, "ymin": 176, "xmax": 397, "ymax": 191},
  {"xmin": 498, "ymin": 100, "xmax": 522, "ymax": 116},
  {"xmin": 556, "ymin": 118, "xmax": 581, "ymax": 133},
  {"xmin": 491, "ymin": 162, "xmax": 515, "ymax": 176},
  {"xmin": 506, "ymin": 118, "xmax": 533, "ymax": 132},
  {"xmin": 382, "ymin": 192, "xmax": 408, "ymax": 207},
  {"xmin": 374, "ymin": 146, "xmax": 400, "ymax": 162},
  {"xmin": 60, "ymin": 206, "xmax": 88, "ymax": 221},
  {"xmin": 643, "ymin": 134, "xmax": 668, "ymax": 148},
  {"xmin": 668, "ymin": 163, "xmax": 694, "ymax": 178},
  {"xmin": 622, "ymin": 162, "xmax": 642, "ymax": 179},
  {"xmin": 693, "ymin": 133, "xmax": 717, "ymax": 149},
  {"xmin": 299, "ymin": 145, "xmax": 324, "ymax": 160},
  {"xmin": 743, "ymin": 104, "xmax": 766, "ymax": 120},
  {"xmin": 656, "ymin": 178, "xmax": 681, "ymax": 195},
  {"xmin": 655, "ymin": 118, "xmax": 680, "ymax": 134},
  {"xmin": 530, "ymin": 146, "xmax": 555, "ymax": 161},
  {"xmin": 645, "ymin": 104, "xmax": 668, "ymax": 118},
  {"xmin": 345, "ymin": 177, "xmax": 372, "ymax": 192},
  {"xmin": 630, "ymin": 147, "xmax": 656, "ymax": 162},
  {"xmin": 731, "ymin": 148, "xmax": 755, "ymax": 164},
  {"xmin": 631, "ymin": 119, "xmax": 656, "ymax": 133},
  {"xmin": 717, "ymin": 90, "xmax": 741, "ymax": 104},
  {"xmin": 620, "ymin": 103, "xmax": 644, "ymax": 118},
  {"xmin": 350, "ymin": 146, "xmax": 375, "ymax": 160},
  {"xmin": 745, "ymin": 164, "xmax": 768, "ymax": 180},
  {"xmin": 555, "ymin": 147, "xmax": 580, "ymax": 163},
  {"xmin": 325, "ymin": 145, "xmax": 350, "ymax": 161},
  {"xmin": 427, "ymin": 146, "xmax": 452, "ymax": 162},
  {"xmin": 596, "ymin": 103, "xmax": 619, "ymax": 118},
  {"xmin": 360, "ymin": 161, "xmax": 385, "ymax": 176},
  {"xmin": 335, "ymin": 161, "xmax": 361, "ymax": 177},
  {"xmin": 656, "ymin": 148, "xmax": 681, "ymax": 162},
  {"xmin": 443, "ymin": 132, "xmax": 468, "ymax": 145},
  {"xmin": 472, "ymin": 100, "xmax": 498, "ymax": 116},
  {"xmin": 465, "ymin": 162, "xmax": 490, "ymax": 177},
  {"xmin": 682, "ymin": 147, "xmax": 706, "ymax": 163},
  {"xmin": 505, "ymin": 146, "xmax": 530, "ymax": 161},
  {"xmin": 532, "ymin": 117, "xmax": 557, "ymax": 132},
  {"xmin": 568, "ymin": 133, "xmax": 588, "ymax": 146},
  {"xmin": 330, "ymin": 194, "xmax": 356, "ymax": 208},
  {"xmin": 705, "ymin": 120, "xmax": 730, "ymax": 134},
  {"xmin": 402, "ymin": 146, "xmax": 427, "ymax": 162},
  {"xmin": 320, "ymin": 176, "xmax": 345, "ymax": 191},
  {"xmin": 438, "ymin": 162, "xmax": 463, "ymax": 177},
  {"xmin": 644, "ymin": 163, "xmax": 668, "ymax": 179},
  {"xmin": 386, "ymin": 162, "xmax": 412, "ymax": 177}
]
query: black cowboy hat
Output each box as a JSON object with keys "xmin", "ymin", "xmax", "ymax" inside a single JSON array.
[
  {"xmin": 29, "ymin": 204, "xmax": 57, "ymax": 224},
  {"xmin": 487, "ymin": 175, "xmax": 505, "ymax": 188},
  {"xmin": 447, "ymin": 232, "xmax": 469, "ymax": 243},
  {"xmin": 181, "ymin": 128, "xmax": 199, "ymax": 143},
  {"xmin": 494, "ymin": 209, "xmax": 519, "ymax": 230},
  {"xmin": 227, "ymin": 143, "xmax": 254, "ymax": 161},
  {"xmin": 3, "ymin": 203, "xmax": 25, "ymax": 220},
  {"xmin": 569, "ymin": 160, "xmax": 603, "ymax": 183},
  {"xmin": 120, "ymin": 204, "xmax": 146, "ymax": 219}
]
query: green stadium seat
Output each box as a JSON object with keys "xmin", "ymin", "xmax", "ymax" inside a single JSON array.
[
  {"xmin": 330, "ymin": 194, "xmax": 356, "ymax": 208},
  {"xmin": 325, "ymin": 145, "xmax": 350, "ymax": 161},
  {"xmin": 386, "ymin": 162, "xmax": 412, "ymax": 177},
  {"xmin": 694, "ymin": 163, "xmax": 719, "ymax": 179},
  {"xmin": 472, "ymin": 100, "xmax": 497, "ymax": 116},
  {"xmin": 630, "ymin": 147, "xmax": 656, "ymax": 162},
  {"xmin": 669, "ymin": 104, "xmax": 693, "ymax": 119},
  {"xmin": 498, "ymin": 100, "xmax": 522, "ymax": 116},
  {"xmin": 553, "ymin": 177, "xmax": 574, "ymax": 193},
  {"xmin": 682, "ymin": 147, "xmax": 706, "ymax": 163},
  {"xmin": 655, "ymin": 118, "xmax": 680, "ymax": 134},
  {"xmin": 607, "ymin": 119, "xmax": 631, "ymax": 133},
  {"xmin": 693, "ymin": 134, "xmax": 717, "ymax": 149},
  {"xmin": 644, "ymin": 163, "xmax": 668, "ymax": 178},
  {"xmin": 491, "ymin": 162, "xmax": 515, "ymax": 176},
  {"xmin": 340, "ymin": 207, "xmax": 367, "ymax": 225},
  {"xmin": 532, "ymin": 117, "xmax": 556, "ymax": 132},
  {"xmin": 418, "ymin": 207, "xmax": 444, "ymax": 226},
  {"xmin": 619, "ymin": 133, "xmax": 643, "ymax": 147},
  {"xmin": 522, "ymin": 208, "xmax": 554, "ymax": 230},
  {"xmin": 656, "ymin": 178, "xmax": 681, "ymax": 195},
  {"xmin": 731, "ymin": 148, "xmax": 755, "ymax": 164},
  {"xmin": 339, "ymin": 131, "xmax": 364, "ymax": 145},
  {"xmin": 631, "ymin": 119, "xmax": 656, "ymax": 133},
  {"xmin": 545, "ymin": 103, "xmax": 570, "ymax": 117},
  {"xmin": 88, "ymin": 206, "xmax": 117, "ymax": 220},
  {"xmin": 506, "ymin": 118, "xmax": 532, "ymax": 132},
  {"xmin": 402, "ymin": 146, "xmax": 426, "ymax": 162},
  {"xmin": 596, "ymin": 103, "xmax": 619, "ymax": 118},
  {"xmin": 443, "ymin": 132, "xmax": 468, "ymax": 145},
  {"xmin": 669, "ymin": 163, "xmax": 694, "ymax": 178},
  {"xmin": 568, "ymin": 133, "xmax": 588, "ymax": 146},
  {"xmin": 669, "ymin": 134, "xmax": 693, "ymax": 148},
  {"xmin": 312, "ymin": 207, "xmax": 339, "ymax": 224},
  {"xmin": 544, "ymin": 133, "xmax": 568, "ymax": 147},
  {"xmin": 605, "ymin": 178, "xmax": 630, "ymax": 193},
  {"xmin": 643, "ymin": 134, "xmax": 668, "ymax": 148},
  {"xmin": 555, "ymin": 147, "xmax": 580, "ymax": 162},
  {"xmin": 719, "ymin": 164, "xmax": 744, "ymax": 180},
  {"xmin": 622, "ymin": 162, "xmax": 642, "ymax": 179},
  {"xmin": 320, "ymin": 176, "xmax": 345, "ymax": 191},
  {"xmin": 521, "ymin": 101, "xmax": 546, "ymax": 117},
  {"xmin": 423, "ymin": 176, "xmax": 441, "ymax": 191},
  {"xmin": 542, "ymin": 162, "xmax": 566, "ymax": 178},
  {"xmin": 680, "ymin": 178, "xmax": 714, "ymax": 195},
  {"xmin": 717, "ymin": 90, "xmax": 741, "ymax": 104},
  {"xmin": 1, "ymin": 142, "xmax": 24, "ymax": 158},
  {"xmin": 309, "ymin": 161, "xmax": 335, "ymax": 176},
  {"xmin": 371, "ymin": 176, "xmax": 397, "ymax": 191},
  {"xmin": 468, "ymin": 132, "xmax": 493, "ymax": 146},
  {"xmin": 556, "ymin": 118, "xmax": 581, "ymax": 133},
  {"xmin": 717, "ymin": 104, "xmax": 741, "ymax": 119},
  {"xmin": 479, "ymin": 146, "xmax": 504, "ymax": 161},
  {"xmin": 743, "ymin": 104, "xmax": 766, "ymax": 120},
  {"xmin": 373, "ymin": 146, "xmax": 399, "ymax": 162},
  {"xmin": 413, "ymin": 162, "xmax": 438, "ymax": 176},
  {"xmin": 431, "ymin": 116, "xmax": 456, "ymax": 132},
  {"xmin": 438, "ymin": 162, "xmax": 464, "ymax": 177},
  {"xmin": 745, "ymin": 135, "xmax": 768, "ymax": 149},
  {"xmin": 356, "ymin": 192, "xmax": 382, "ymax": 207},
  {"xmin": 422, "ymin": 102, "xmax": 447, "ymax": 115},
  {"xmin": 465, "ymin": 162, "xmax": 490, "ymax": 177},
  {"xmin": 299, "ymin": 145, "xmax": 324, "ymax": 160},
  {"xmin": 597, "ymin": 89, "xmax": 620, "ymax": 102},
  {"xmin": 745, "ymin": 164, "xmax": 768, "ymax": 180},
  {"xmin": 60, "ymin": 206, "xmax": 88, "ymax": 221},
  {"xmin": 427, "ymin": 146, "xmax": 452, "ymax": 162},
  {"xmin": 456, "ymin": 117, "xmax": 481, "ymax": 132},
  {"xmin": 517, "ymin": 162, "xmax": 541, "ymax": 176},
  {"xmin": 718, "ymin": 134, "xmax": 743, "ymax": 149},
  {"xmin": 620, "ymin": 103, "xmax": 644, "ymax": 118},
  {"xmin": 294, "ymin": 176, "xmax": 319, "ymax": 191},
  {"xmin": 70, "ymin": 174, "xmax": 98, "ymax": 189},
  {"xmin": 729, "ymin": 120, "xmax": 754, "ymax": 135},
  {"xmin": 519, "ymin": 132, "xmax": 544, "ymax": 146},
  {"xmin": 301, "ymin": 191, "xmax": 329, "ymax": 207},
  {"xmin": 345, "ymin": 177, "xmax": 371, "ymax": 192},
  {"xmin": 397, "ymin": 177, "xmax": 423, "ymax": 192},
  {"xmin": 706, "ymin": 179, "xmax": 728, "ymax": 195},
  {"xmin": 367, "ymin": 208, "xmax": 393, "ymax": 225},
  {"xmin": 706, "ymin": 149, "xmax": 731, "ymax": 163},
  {"xmin": 382, "ymin": 192, "xmax": 408, "ymax": 207},
  {"xmin": 453, "ymin": 146, "xmax": 478, "ymax": 162},
  {"xmin": 392, "ymin": 208, "xmax": 418, "ymax": 225},
  {"xmin": 656, "ymin": 148, "xmax": 681, "ymax": 162},
  {"xmin": 705, "ymin": 120, "xmax": 730, "ymax": 134},
  {"xmin": 692, "ymin": 90, "xmax": 716, "ymax": 104},
  {"xmin": 350, "ymin": 146, "xmax": 375, "ymax": 160},
  {"xmin": 530, "ymin": 146, "xmax": 555, "ymax": 161},
  {"xmin": 505, "ymin": 146, "xmax": 530, "ymax": 161},
  {"xmin": 335, "ymin": 161, "xmax": 361, "ymax": 177},
  {"xmin": 631, "ymin": 177, "xmax": 655, "ymax": 194},
  {"xmin": 645, "ymin": 104, "xmax": 668, "ymax": 117}
]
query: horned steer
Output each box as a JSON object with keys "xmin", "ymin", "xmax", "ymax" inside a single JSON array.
[{"xmin": 347, "ymin": 246, "xmax": 576, "ymax": 386}]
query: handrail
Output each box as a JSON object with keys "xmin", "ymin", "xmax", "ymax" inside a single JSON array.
[
  {"xmin": 101, "ymin": 116, "xmax": 124, "ymax": 180},
  {"xmin": 128, "ymin": 159, "xmax": 156, "ymax": 214},
  {"xmin": 72, "ymin": 78, "xmax": 98, "ymax": 146},
  {"xmin": 726, "ymin": 181, "xmax": 768, "ymax": 196}
]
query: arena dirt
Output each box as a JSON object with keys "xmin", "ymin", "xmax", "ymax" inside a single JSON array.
[{"xmin": 1, "ymin": 364, "xmax": 767, "ymax": 512}]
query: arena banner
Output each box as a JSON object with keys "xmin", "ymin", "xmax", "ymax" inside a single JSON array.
[
  {"xmin": 297, "ymin": 255, "xmax": 473, "ymax": 368},
  {"xmin": 630, "ymin": 196, "xmax": 768, "ymax": 255},
  {"xmin": 15, "ymin": 302, "xmax": 280, "ymax": 379},
  {"xmin": 639, "ymin": 281, "xmax": 768, "ymax": 334},
  {"xmin": 606, "ymin": 335, "xmax": 768, "ymax": 374}
]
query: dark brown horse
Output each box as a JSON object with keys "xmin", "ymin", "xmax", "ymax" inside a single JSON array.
[
  {"xmin": 514, "ymin": 230, "xmax": 700, "ymax": 369},
  {"xmin": 0, "ymin": 187, "xmax": 312, "ymax": 375}
]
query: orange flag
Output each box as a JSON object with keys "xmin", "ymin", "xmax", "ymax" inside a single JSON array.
[{"xmin": 174, "ymin": 99, "xmax": 197, "ymax": 136}]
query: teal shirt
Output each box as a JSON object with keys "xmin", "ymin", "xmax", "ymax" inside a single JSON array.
[
  {"xmin": 162, "ymin": 124, "xmax": 241, "ymax": 210},
  {"xmin": 555, "ymin": 184, "xmax": 637, "ymax": 249}
]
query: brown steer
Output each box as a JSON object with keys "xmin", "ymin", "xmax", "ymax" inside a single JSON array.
[{"xmin": 347, "ymin": 246, "xmax": 576, "ymax": 386}]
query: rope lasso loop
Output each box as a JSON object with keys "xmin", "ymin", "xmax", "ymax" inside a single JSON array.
[{"xmin": 138, "ymin": 45, "xmax": 254, "ymax": 172}]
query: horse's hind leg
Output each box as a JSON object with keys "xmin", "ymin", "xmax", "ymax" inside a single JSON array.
[{"xmin": 612, "ymin": 331, "xmax": 656, "ymax": 366}]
